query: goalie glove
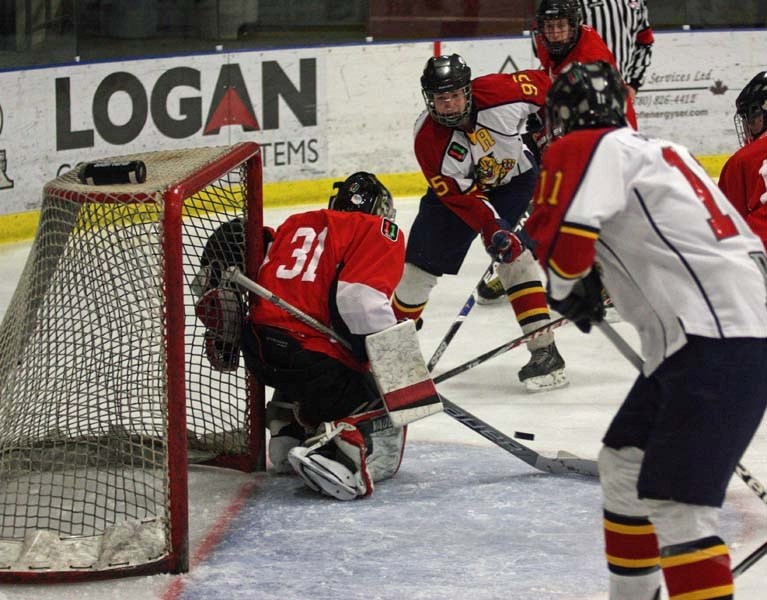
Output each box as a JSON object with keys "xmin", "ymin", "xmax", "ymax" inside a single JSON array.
[
  {"xmin": 548, "ymin": 269, "xmax": 606, "ymax": 334},
  {"xmin": 204, "ymin": 333, "xmax": 241, "ymax": 372},
  {"xmin": 195, "ymin": 288, "xmax": 244, "ymax": 371}
]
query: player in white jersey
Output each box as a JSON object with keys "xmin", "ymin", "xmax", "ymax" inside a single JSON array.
[
  {"xmin": 392, "ymin": 54, "xmax": 567, "ymax": 392},
  {"xmin": 503, "ymin": 61, "xmax": 767, "ymax": 599}
]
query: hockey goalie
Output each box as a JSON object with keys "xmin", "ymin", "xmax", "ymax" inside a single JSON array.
[{"xmin": 194, "ymin": 172, "xmax": 441, "ymax": 500}]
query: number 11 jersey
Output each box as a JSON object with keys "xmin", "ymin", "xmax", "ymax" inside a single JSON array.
[{"xmin": 525, "ymin": 127, "xmax": 767, "ymax": 374}]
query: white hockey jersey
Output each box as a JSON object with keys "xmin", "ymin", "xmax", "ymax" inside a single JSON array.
[
  {"xmin": 413, "ymin": 70, "xmax": 550, "ymax": 233},
  {"xmin": 526, "ymin": 126, "xmax": 767, "ymax": 374}
]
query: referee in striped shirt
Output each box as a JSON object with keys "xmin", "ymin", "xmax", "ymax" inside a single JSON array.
[{"xmin": 576, "ymin": 0, "xmax": 654, "ymax": 98}]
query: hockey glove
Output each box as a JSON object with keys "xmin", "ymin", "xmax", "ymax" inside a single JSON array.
[
  {"xmin": 548, "ymin": 269, "xmax": 606, "ymax": 334},
  {"xmin": 527, "ymin": 111, "xmax": 544, "ymax": 134},
  {"xmin": 484, "ymin": 229, "xmax": 524, "ymax": 264}
]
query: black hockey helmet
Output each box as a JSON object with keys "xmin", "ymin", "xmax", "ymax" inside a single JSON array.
[
  {"xmin": 735, "ymin": 71, "xmax": 767, "ymax": 146},
  {"xmin": 420, "ymin": 54, "xmax": 473, "ymax": 127},
  {"xmin": 328, "ymin": 172, "xmax": 396, "ymax": 220},
  {"xmin": 536, "ymin": 0, "xmax": 582, "ymax": 59},
  {"xmin": 546, "ymin": 61, "xmax": 628, "ymax": 136}
]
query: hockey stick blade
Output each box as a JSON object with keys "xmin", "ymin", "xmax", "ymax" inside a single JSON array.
[
  {"xmin": 441, "ymin": 395, "xmax": 598, "ymax": 477},
  {"xmin": 433, "ymin": 316, "xmax": 570, "ymax": 385}
]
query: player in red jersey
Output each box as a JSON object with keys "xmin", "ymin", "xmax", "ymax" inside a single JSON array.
[
  {"xmin": 195, "ymin": 173, "xmax": 408, "ymax": 500},
  {"xmin": 718, "ymin": 71, "xmax": 767, "ymax": 248},
  {"xmin": 392, "ymin": 54, "xmax": 567, "ymax": 392},
  {"xmin": 508, "ymin": 61, "xmax": 767, "ymax": 600},
  {"xmin": 534, "ymin": 0, "xmax": 638, "ymax": 129}
]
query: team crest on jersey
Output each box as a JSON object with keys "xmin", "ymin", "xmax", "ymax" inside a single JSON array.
[
  {"xmin": 476, "ymin": 155, "xmax": 516, "ymax": 190},
  {"xmin": 448, "ymin": 142, "xmax": 468, "ymax": 161},
  {"xmin": 381, "ymin": 218, "xmax": 399, "ymax": 241}
]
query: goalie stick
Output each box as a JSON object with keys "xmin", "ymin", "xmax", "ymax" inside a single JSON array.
[
  {"xmin": 596, "ymin": 320, "xmax": 767, "ymax": 577},
  {"xmin": 226, "ymin": 268, "xmax": 441, "ymax": 426},
  {"xmin": 227, "ymin": 268, "xmax": 597, "ymax": 477}
]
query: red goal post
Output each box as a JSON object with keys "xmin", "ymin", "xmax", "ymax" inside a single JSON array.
[{"xmin": 0, "ymin": 142, "xmax": 264, "ymax": 582}]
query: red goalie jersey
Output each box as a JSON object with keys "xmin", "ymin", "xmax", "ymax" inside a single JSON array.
[{"xmin": 249, "ymin": 209, "xmax": 405, "ymax": 371}]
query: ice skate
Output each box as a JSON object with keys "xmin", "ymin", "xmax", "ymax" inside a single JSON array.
[
  {"xmin": 476, "ymin": 276, "xmax": 506, "ymax": 305},
  {"xmin": 518, "ymin": 342, "xmax": 568, "ymax": 392}
]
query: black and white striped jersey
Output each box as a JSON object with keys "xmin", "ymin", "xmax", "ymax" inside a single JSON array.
[{"xmin": 578, "ymin": 0, "xmax": 654, "ymax": 89}]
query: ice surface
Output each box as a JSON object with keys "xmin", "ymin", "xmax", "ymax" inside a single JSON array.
[{"xmin": 0, "ymin": 198, "xmax": 764, "ymax": 599}]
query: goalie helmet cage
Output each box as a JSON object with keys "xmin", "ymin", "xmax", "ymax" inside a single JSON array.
[{"xmin": 0, "ymin": 142, "xmax": 265, "ymax": 582}]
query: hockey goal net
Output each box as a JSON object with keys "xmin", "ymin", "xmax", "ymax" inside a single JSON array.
[{"xmin": 0, "ymin": 142, "xmax": 264, "ymax": 582}]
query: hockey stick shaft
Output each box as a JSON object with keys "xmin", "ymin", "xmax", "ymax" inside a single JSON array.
[
  {"xmin": 733, "ymin": 539, "xmax": 767, "ymax": 578},
  {"xmin": 228, "ymin": 268, "xmax": 351, "ymax": 349},
  {"xmin": 432, "ymin": 315, "xmax": 570, "ymax": 384},
  {"xmin": 229, "ymin": 268, "xmax": 595, "ymax": 476},
  {"xmin": 426, "ymin": 260, "xmax": 494, "ymax": 372}
]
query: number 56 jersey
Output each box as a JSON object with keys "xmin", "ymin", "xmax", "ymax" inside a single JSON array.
[
  {"xmin": 249, "ymin": 208, "xmax": 405, "ymax": 370},
  {"xmin": 525, "ymin": 127, "xmax": 767, "ymax": 375}
]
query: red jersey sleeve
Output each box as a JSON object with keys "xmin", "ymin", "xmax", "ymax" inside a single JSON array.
[
  {"xmin": 336, "ymin": 216, "xmax": 405, "ymax": 298},
  {"xmin": 525, "ymin": 129, "xmax": 613, "ymax": 281}
]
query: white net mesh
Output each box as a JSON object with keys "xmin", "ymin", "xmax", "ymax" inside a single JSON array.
[{"xmin": 0, "ymin": 145, "xmax": 261, "ymax": 576}]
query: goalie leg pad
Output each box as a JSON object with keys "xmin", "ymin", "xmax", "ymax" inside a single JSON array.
[
  {"xmin": 366, "ymin": 423, "xmax": 406, "ymax": 483},
  {"xmin": 288, "ymin": 420, "xmax": 369, "ymax": 500},
  {"xmin": 266, "ymin": 396, "xmax": 306, "ymax": 474},
  {"xmin": 288, "ymin": 446, "xmax": 363, "ymax": 500},
  {"xmin": 287, "ymin": 408, "xmax": 404, "ymax": 500}
]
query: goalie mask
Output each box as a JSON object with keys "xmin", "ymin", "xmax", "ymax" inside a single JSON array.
[
  {"xmin": 536, "ymin": 0, "xmax": 582, "ymax": 60},
  {"xmin": 546, "ymin": 61, "xmax": 628, "ymax": 137},
  {"xmin": 735, "ymin": 71, "xmax": 767, "ymax": 147},
  {"xmin": 421, "ymin": 54, "xmax": 473, "ymax": 127},
  {"xmin": 328, "ymin": 172, "xmax": 396, "ymax": 220}
]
